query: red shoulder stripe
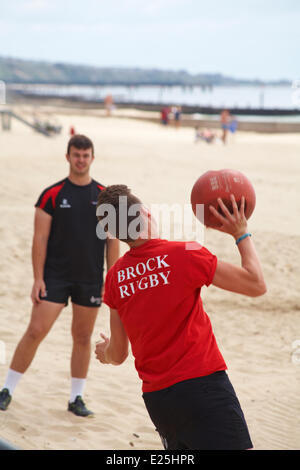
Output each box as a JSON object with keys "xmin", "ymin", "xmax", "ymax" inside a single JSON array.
[
  {"xmin": 97, "ymin": 184, "xmax": 106, "ymax": 191},
  {"xmin": 39, "ymin": 182, "xmax": 65, "ymax": 210}
]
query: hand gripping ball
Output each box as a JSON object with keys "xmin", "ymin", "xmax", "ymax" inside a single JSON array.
[{"xmin": 191, "ymin": 169, "xmax": 256, "ymax": 228}]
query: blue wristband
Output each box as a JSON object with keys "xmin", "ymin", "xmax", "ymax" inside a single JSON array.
[{"xmin": 235, "ymin": 233, "xmax": 252, "ymax": 245}]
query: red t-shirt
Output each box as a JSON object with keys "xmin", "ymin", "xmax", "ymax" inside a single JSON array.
[{"xmin": 103, "ymin": 239, "xmax": 227, "ymax": 392}]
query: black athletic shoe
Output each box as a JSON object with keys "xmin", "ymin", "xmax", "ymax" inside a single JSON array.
[
  {"xmin": 0, "ymin": 388, "xmax": 12, "ymax": 411},
  {"xmin": 68, "ymin": 396, "xmax": 94, "ymax": 417}
]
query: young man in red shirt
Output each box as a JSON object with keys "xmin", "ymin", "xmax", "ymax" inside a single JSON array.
[{"xmin": 95, "ymin": 185, "xmax": 266, "ymax": 450}]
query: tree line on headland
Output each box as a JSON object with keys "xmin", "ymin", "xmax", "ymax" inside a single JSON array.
[{"xmin": 0, "ymin": 56, "xmax": 290, "ymax": 87}]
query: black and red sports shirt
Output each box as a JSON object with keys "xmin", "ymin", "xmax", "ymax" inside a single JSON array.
[{"xmin": 35, "ymin": 177, "xmax": 106, "ymax": 283}]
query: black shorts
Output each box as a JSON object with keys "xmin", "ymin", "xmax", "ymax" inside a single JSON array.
[
  {"xmin": 143, "ymin": 371, "xmax": 253, "ymax": 450},
  {"xmin": 40, "ymin": 279, "xmax": 102, "ymax": 308}
]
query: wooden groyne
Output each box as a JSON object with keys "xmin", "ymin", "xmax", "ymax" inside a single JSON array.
[{"xmin": 4, "ymin": 93, "xmax": 300, "ymax": 133}]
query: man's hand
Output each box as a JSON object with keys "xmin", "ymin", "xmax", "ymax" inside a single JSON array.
[
  {"xmin": 31, "ymin": 279, "xmax": 46, "ymax": 304},
  {"xmin": 209, "ymin": 194, "xmax": 248, "ymax": 240},
  {"xmin": 95, "ymin": 334, "xmax": 110, "ymax": 364}
]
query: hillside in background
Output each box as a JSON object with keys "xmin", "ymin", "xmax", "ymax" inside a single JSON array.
[{"xmin": 0, "ymin": 56, "xmax": 290, "ymax": 86}]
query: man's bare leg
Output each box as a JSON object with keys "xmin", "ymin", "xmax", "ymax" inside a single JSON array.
[
  {"xmin": 0, "ymin": 301, "xmax": 64, "ymax": 410},
  {"xmin": 10, "ymin": 300, "xmax": 64, "ymax": 373},
  {"xmin": 70, "ymin": 303, "xmax": 99, "ymax": 379},
  {"xmin": 68, "ymin": 303, "xmax": 98, "ymax": 416}
]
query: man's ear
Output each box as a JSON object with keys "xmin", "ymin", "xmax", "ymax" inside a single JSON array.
[
  {"xmin": 140, "ymin": 205, "xmax": 159, "ymax": 239},
  {"xmin": 65, "ymin": 153, "xmax": 70, "ymax": 163}
]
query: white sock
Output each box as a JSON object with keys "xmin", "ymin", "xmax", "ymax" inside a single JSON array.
[
  {"xmin": 3, "ymin": 369, "xmax": 23, "ymax": 395},
  {"xmin": 70, "ymin": 377, "xmax": 86, "ymax": 403}
]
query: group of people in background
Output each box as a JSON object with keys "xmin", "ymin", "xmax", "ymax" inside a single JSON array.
[
  {"xmin": 161, "ymin": 105, "xmax": 238, "ymax": 144},
  {"xmin": 195, "ymin": 109, "xmax": 238, "ymax": 145},
  {"xmin": 161, "ymin": 105, "xmax": 182, "ymax": 127}
]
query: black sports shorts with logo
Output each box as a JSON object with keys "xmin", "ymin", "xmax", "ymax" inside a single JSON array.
[
  {"xmin": 143, "ymin": 371, "xmax": 253, "ymax": 450},
  {"xmin": 40, "ymin": 279, "xmax": 102, "ymax": 308}
]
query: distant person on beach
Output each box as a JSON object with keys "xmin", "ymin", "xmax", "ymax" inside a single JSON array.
[
  {"xmin": 220, "ymin": 109, "xmax": 231, "ymax": 144},
  {"xmin": 0, "ymin": 135, "xmax": 120, "ymax": 417},
  {"xmin": 195, "ymin": 126, "xmax": 216, "ymax": 144},
  {"xmin": 104, "ymin": 94, "xmax": 114, "ymax": 117},
  {"xmin": 95, "ymin": 185, "xmax": 266, "ymax": 450},
  {"xmin": 161, "ymin": 106, "xmax": 170, "ymax": 125},
  {"xmin": 172, "ymin": 106, "xmax": 182, "ymax": 128},
  {"xmin": 229, "ymin": 116, "xmax": 238, "ymax": 135}
]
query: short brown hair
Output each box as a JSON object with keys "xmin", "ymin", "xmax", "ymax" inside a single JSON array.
[
  {"xmin": 67, "ymin": 134, "xmax": 94, "ymax": 155},
  {"xmin": 97, "ymin": 185, "xmax": 144, "ymax": 242}
]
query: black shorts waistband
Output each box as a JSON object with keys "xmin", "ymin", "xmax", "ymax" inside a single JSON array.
[{"xmin": 142, "ymin": 371, "xmax": 227, "ymax": 397}]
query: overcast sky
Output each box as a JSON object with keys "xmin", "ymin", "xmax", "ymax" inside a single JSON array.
[{"xmin": 0, "ymin": 0, "xmax": 299, "ymax": 80}]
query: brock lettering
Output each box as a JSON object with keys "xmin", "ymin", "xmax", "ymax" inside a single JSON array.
[{"xmin": 118, "ymin": 255, "xmax": 170, "ymax": 282}]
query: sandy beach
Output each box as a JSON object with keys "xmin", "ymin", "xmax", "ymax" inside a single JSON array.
[{"xmin": 0, "ymin": 104, "xmax": 299, "ymax": 450}]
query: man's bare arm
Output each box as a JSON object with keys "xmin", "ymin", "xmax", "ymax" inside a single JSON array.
[
  {"xmin": 31, "ymin": 208, "xmax": 52, "ymax": 304},
  {"xmin": 209, "ymin": 195, "xmax": 267, "ymax": 297},
  {"xmin": 95, "ymin": 308, "xmax": 129, "ymax": 365}
]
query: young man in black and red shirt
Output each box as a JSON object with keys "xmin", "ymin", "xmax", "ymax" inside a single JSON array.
[{"xmin": 0, "ymin": 135, "xmax": 119, "ymax": 417}]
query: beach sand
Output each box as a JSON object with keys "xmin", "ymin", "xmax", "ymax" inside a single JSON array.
[{"xmin": 0, "ymin": 105, "xmax": 299, "ymax": 450}]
